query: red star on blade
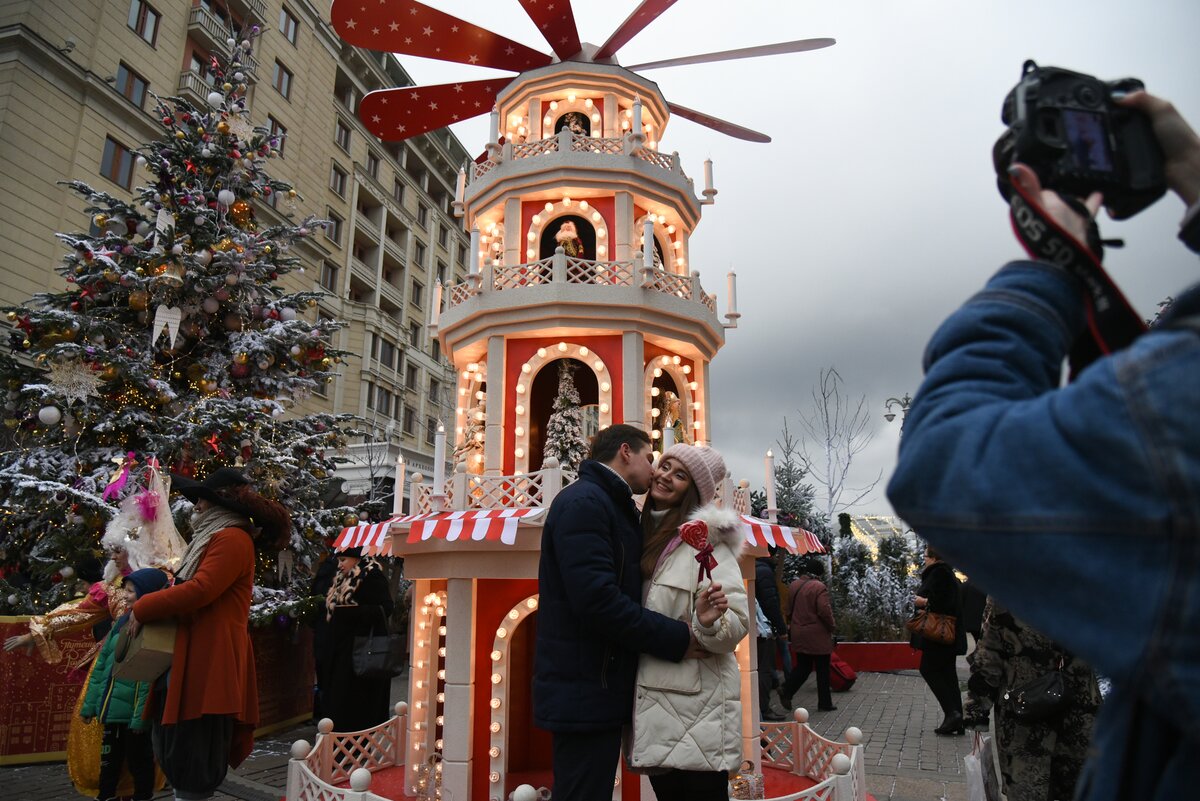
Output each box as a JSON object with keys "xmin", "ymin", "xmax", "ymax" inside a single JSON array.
[
  {"xmin": 331, "ymin": 0, "xmax": 551, "ymax": 72},
  {"xmin": 361, "ymin": 78, "xmax": 511, "ymax": 141}
]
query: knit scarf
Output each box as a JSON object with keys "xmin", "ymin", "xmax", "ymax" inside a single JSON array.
[
  {"xmin": 325, "ymin": 558, "xmax": 380, "ymax": 621},
  {"xmin": 175, "ymin": 506, "xmax": 252, "ymax": 581}
]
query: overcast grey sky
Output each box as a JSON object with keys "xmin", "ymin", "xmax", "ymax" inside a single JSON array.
[{"xmin": 394, "ymin": 0, "xmax": 1200, "ymax": 517}]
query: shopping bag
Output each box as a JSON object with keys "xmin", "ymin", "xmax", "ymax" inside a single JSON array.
[{"xmin": 112, "ymin": 620, "xmax": 176, "ymax": 682}]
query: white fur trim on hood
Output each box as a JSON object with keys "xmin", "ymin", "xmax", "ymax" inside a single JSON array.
[{"xmin": 686, "ymin": 504, "xmax": 745, "ymax": 556}]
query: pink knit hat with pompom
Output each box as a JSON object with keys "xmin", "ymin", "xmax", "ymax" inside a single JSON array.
[{"xmin": 661, "ymin": 444, "xmax": 727, "ymax": 506}]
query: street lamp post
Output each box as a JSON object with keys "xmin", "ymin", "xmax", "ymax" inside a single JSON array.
[{"xmin": 884, "ymin": 393, "xmax": 912, "ymax": 431}]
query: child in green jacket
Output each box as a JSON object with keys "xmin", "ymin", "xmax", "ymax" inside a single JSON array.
[{"xmin": 81, "ymin": 567, "xmax": 169, "ymax": 801}]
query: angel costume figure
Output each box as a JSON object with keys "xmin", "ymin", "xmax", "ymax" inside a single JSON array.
[{"xmin": 3, "ymin": 463, "xmax": 185, "ymax": 797}]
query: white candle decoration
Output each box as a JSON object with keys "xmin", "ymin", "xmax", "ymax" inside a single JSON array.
[
  {"xmin": 393, "ymin": 455, "xmax": 406, "ymax": 515},
  {"xmin": 632, "ymin": 96, "xmax": 643, "ymax": 138},
  {"xmin": 704, "ymin": 158, "xmax": 714, "ymax": 193},
  {"xmin": 489, "ymin": 106, "xmax": 500, "ymax": 144},
  {"xmin": 432, "ymin": 422, "xmax": 447, "ymax": 496},
  {"xmin": 727, "ymin": 271, "xmax": 738, "ymax": 316},
  {"xmin": 431, "ymin": 280, "xmax": 443, "ymax": 327},
  {"xmin": 662, "ymin": 423, "xmax": 675, "ymax": 450},
  {"xmin": 765, "ymin": 449, "xmax": 777, "ymax": 515},
  {"xmin": 455, "ymin": 168, "xmax": 466, "ymax": 204},
  {"xmin": 469, "ymin": 227, "xmax": 481, "ymax": 274}
]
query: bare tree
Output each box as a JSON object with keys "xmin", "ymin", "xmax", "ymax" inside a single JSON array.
[{"xmin": 797, "ymin": 367, "xmax": 881, "ymax": 521}]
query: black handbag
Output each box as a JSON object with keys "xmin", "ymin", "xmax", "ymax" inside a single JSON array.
[
  {"xmin": 351, "ymin": 607, "xmax": 404, "ymax": 678},
  {"xmin": 1003, "ymin": 659, "xmax": 1070, "ymax": 723}
]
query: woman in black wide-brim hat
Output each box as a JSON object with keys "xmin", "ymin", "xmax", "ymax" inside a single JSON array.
[
  {"xmin": 129, "ymin": 467, "xmax": 290, "ymax": 801},
  {"xmin": 320, "ymin": 545, "xmax": 394, "ymax": 732}
]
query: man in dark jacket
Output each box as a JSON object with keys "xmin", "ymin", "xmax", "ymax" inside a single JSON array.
[
  {"xmin": 755, "ymin": 551, "xmax": 788, "ymax": 721},
  {"xmin": 535, "ymin": 424, "xmax": 695, "ymax": 801}
]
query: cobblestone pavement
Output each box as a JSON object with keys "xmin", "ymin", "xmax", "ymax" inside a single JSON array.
[{"xmin": 2, "ymin": 667, "xmax": 972, "ymax": 801}]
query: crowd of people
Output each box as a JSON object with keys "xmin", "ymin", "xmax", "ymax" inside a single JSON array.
[{"xmin": 6, "ymin": 85, "xmax": 1200, "ymax": 801}]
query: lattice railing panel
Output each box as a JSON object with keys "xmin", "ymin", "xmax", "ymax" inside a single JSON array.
[
  {"xmin": 733, "ymin": 485, "xmax": 750, "ymax": 515},
  {"xmin": 637, "ymin": 149, "xmax": 674, "ymax": 170},
  {"xmin": 565, "ymin": 258, "xmax": 597, "ymax": 283},
  {"xmin": 448, "ymin": 281, "xmax": 474, "ymax": 306},
  {"xmin": 702, "ymin": 292, "xmax": 717, "ymax": 313},
  {"xmin": 472, "ymin": 160, "xmax": 499, "ymax": 180},
  {"xmin": 292, "ymin": 774, "xmax": 362, "ymax": 801},
  {"xmin": 466, "ymin": 473, "xmax": 547, "ymax": 509},
  {"xmin": 494, "ymin": 260, "xmax": 551, "ymax": 291},
  {"xmin": 414, "ymin": 484, "xmax": 432, "ymax": 514},
  {"xmin": 317, "ymin": 726, "xmax": 400, "ymax": 785},
  {"xmin": 572, "ymin": 135, "xmax": 624, "ymax": 154},
  {"xmin": 760, "ymin": 722, "xmax": 797, "ymax": 769},
  {"xmin": 645, "ymin": 270, "xmax": 693, "ymax": 299},
  {"xmin": 513, "ymin": 138, "xmax": 558, "ymax": 159},
  {"xmin": 799, "ymin": 728, "xmax": 852, "ymax": 781}
]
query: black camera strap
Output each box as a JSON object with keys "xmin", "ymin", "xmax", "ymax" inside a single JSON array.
[{"xmin": 1007, "ymin": 184, "xmax": 1147, "ymax": 376}]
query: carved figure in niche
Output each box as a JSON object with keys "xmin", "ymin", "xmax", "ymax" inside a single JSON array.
[
  {"xmin": 555, "ymin": 220, "xmax": 584, "ymax": 258},
  {"xmin": 558, "ymin": 111, "xmax": 589, "ymax": 136},
  {"xmin": 454, "ymin": 396, "xmax": 485, "ymax": 474}
]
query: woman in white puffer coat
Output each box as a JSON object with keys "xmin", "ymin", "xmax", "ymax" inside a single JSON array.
[{"xmin": 628, "ymin": 444, "xmax": 750, "ymax": 801}]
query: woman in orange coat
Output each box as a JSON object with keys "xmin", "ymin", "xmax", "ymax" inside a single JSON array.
[{"xmin": 130, "ymin": 468, "xmax": 289, "ymax": 801}]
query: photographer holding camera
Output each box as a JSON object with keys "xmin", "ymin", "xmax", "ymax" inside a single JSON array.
[{"xmin": 888, "ymin": 61, "xmax": 1200, "ymax": 801}]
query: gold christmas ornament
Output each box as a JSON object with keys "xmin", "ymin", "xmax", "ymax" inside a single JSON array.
[
  {"xmin": 6, "ymin": 311, "xmax": 16, "ymax": 321},
  {"xmin": 343, "ymin": 513, "xmax": 359, "ymax": 527},
  {"xmin": 234, "ymin": 352, "xmax": 249, "ymax": 364},
  {"xmin": 230, "ymin": 200, "xmax": 253, "ymax": 226},
  {"xmin": 214, "ymin": 238, "xmax": 235, "ymax": 252},
  {"xmin": 222, "ymin": 82, "xmax": 233, "ymax": 92},
  {"xmin": 93, "ymin": 214, "xmax": 108, "ymax": 227},
  {"xmin": 128, "ymin": 290, "xmax": 149, "ymax": 311},
  {"xmin": 262, "ymin": 245, "xmax": 271, "ymax": 254},
  {"xmin": 216, "ymin": 121, "xmax": 231, "ymax": 135},
  {"xmin": 287, "ymin": 189, "xmax": 297, "ymax": 197},
  {"xmin": 174, "ymin": 130, "xmax": 186, "ymax": 140}
]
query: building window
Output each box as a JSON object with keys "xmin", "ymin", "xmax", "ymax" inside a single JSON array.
[
  {"xmin": 416, "ymin": 203, "xmax": 428, "ymax": 229},
  {"xmin": 335, "ymin": 119, "xmax": 351, "ymax": 152},
  {"xmin": 325, "ymin": 211, "xmax": 343, "ymax": 246},
  {"xmin": 127, "ymin": 0, "xmax": 160, "ymax": 46},
  {"xmin": 366, "ymin": 151, "xmax": 380, "ymax": 179},
  {"xmin": 329, "ymin": 163, "xmax": 347, "ymax": 196},
  {"xmin": 410, "ymin": 280, "xmax": 423, "ymax": 307},
  {"xmin": 114, "ymin": 62, "xmax": 148, "ymax": 108},
  {"xmin": 320, "ymin": 261, "xmax": 339, "ymax": 292},
  {"xmin": 430, "ymin": 339, "xmax": 441, "ymax": 362},
  {"xmin": 414, "ymin": 242, "xmax": 426, "ymax": 267},
  {"xmin": 436, "ymin": 260, "xmax": 447, "ymax": 285},
  {"xmin": 100, "ymin": 136, "xmax": 135, "ymax": 189},
  {"xmin": 425, "ymin": 417, "xmax": 438, "ymax": 446},
  {"xmin": 376, "ymin": 386, "xmax": 394, "ymax": 416},
  {"xmin": 272, "ymin": 61, "xmax": 292, "ymax": 99},
  {"xmin": 405, "ymin": 363, "xmax": 419, "ymax": 389},
  {"xmin": 437, "ymin": 225, "xmax": 448, "ymax": 248},
  {"xmin": 429, "ymin": 378, "xmax": 441, "ymax": 405},
  {"xmin": 403, "ymin": 406, "xmax": 416, "ymax": 435},
  {"xmin": 267, "ymin": 116, "xmax": 287, "ymax": 156},
  {"xmin": 279, "ymin": 6, "xmax": 299, "ymax": 45},
  {"xmin": 189, "ymin": 52, "xmax": 216, "ymax": 86},
  {"xmin": 378, "ymin": 337, "xmax": 397, "ymax": 371},
  {"xmin": 409, "ymin": 321, "xmax": 421, "ymax": 348},
  {"xmin": 364, "ymin": 381, "xmax": 375, "ymax": 410},
  {"xmin": 393, "ymin": 179, "xmax": 405, "ymax": 204}
]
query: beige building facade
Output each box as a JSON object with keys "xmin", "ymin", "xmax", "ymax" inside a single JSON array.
[{"xmin": 0, "ymin": 0, "xmax": 473, "ymax": 507}]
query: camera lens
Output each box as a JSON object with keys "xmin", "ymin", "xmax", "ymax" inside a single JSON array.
[{"xmin": 1076, "ymin": 85, "xmax": 1102, "ymax": 107}]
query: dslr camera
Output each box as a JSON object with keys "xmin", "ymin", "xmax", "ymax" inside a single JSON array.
[{"xmin": 993, "ymin": 60, "xmax": 1166, "ymax": 219}]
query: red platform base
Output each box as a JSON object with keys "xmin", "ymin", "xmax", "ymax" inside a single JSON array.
[{"xmin": 337, "ymin": 764, "xmax": 877, "ymax": 800}]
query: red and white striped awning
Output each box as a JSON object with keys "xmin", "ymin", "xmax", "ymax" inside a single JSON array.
[
  {"xmin": 741, "ymin": 515, "xmax": 826, "ymax": 555},
  {"xmin": 407, "ymin": 508, "xmax": 546, "ymax": 545},
  {"xmin": 334, "ymin": 508, "xmax": 548, "ymax": 554}
]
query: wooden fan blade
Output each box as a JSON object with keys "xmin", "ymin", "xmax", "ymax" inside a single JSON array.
[
  {"xmin": 593, "ymin": 0, "xmax": 679, "ymax": 61},
  {"xmin": 517, "ymin": 0, "xmax": 583, "ymax": 60},
  {"xmin": 667, "ymin": 102, "xmax": 771, "ymax": 143},
  {"xmin": 360, "ymin": 79, "xmax": 512, "ymax": 141},
  {"xmin": 330, "ymin": 0, "xmax": 551, "ymax": 73},
  {"xmin": 628, "ymin": 37, "xmax": 836, "ymax": 71}
]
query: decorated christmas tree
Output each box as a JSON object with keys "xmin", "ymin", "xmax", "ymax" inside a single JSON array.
[
  {"xmin": 541, "ymin": 360, "xmax": 587, "ymax": 473},
  {"xmin": 0, "ymin": 33, "xmax": 357, "ymax": 622}
]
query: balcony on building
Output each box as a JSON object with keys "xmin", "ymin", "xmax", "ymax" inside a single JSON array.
[{"xmin": 186, "ymin": 7, "xmax": 260, "ymax": 78}]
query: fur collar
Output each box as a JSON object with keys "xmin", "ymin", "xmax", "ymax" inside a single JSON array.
[{"xmin": 685, "ymin": 504, "xmax": 745, "ymax": 555}]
